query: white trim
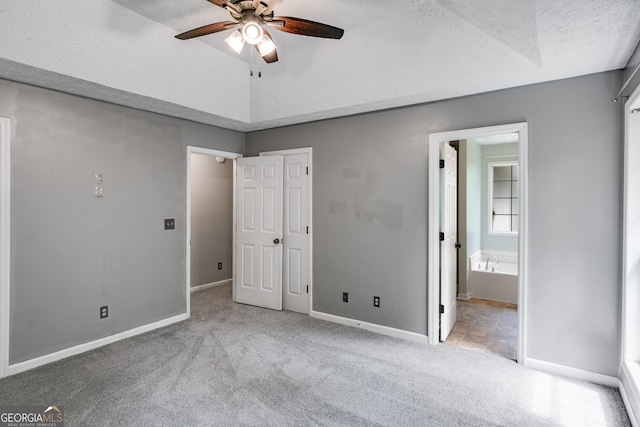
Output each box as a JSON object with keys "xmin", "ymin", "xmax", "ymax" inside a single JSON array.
[
  {"xmin": 428, "ymin": 122, "xmax": 529, "ymax": 367},
  {"xmin": 190, "ymin": 279, "xmax": 232, "ymax": 293},
  {"xmin": 232, "ymin": 158, "xmax": 237, "ymax": 303},
  {"xmin": 457, "ymin": 293, "xmax": 471, "ymax": 300},
  {"xmin": 621, "ymin": 83, "xmax": 640, "ymax": 427},
  {"xmin": 622, "ymin": 86, "xmax": 640, "ymax": 365},
  {"xmin": 310, "ymin": 311, "xmax": 429, "ymax": 344},
  {"xmin": 621, "ymin": 362, "xmax": 640, "ymax": 427},
  {"xmin": 525, "ymin": 358, "xmax": 619, "ymax": 388},
  {"xmin": 621, "ymin": 384, "xmax": 639, "ymax": 427},
  {"xmin": 260, "ymin": 148, "xmax": 313, "ymax": 315},
  {"xmin": 428, "ymin": 138, "xmax": 440, "ymax": 344},
  {"xmin": 6, "ymin": 313, "xmax": 187, "ymax": 377},
  {"xmin": 0, "ymin": 117, "xmax": 10, "ymax": 379},
  {"xmin": 186, "ymin": 146, "xmax": 242, "ymax": 318}
]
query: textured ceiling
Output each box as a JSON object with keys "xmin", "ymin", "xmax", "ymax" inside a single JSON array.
[{"xmin": 1, "ymin": 0, "xmax": 639, "ymax": 132}]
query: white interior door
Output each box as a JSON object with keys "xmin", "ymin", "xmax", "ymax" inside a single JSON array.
[
  {"xmin": 235, "ymin": 156, "xmax": 283, "ymax": 310},
  {"xmin": 282, "ymin": 153, "xmax": 309, "ymax": 314},
  {"xmin": 440, "ymin": 143, "xmax": 458, "ymax": 341}
]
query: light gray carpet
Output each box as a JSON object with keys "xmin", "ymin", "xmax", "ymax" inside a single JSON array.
[{"xmin": 0, "ymin": 284, "xmax": 630, "ymax": 426}]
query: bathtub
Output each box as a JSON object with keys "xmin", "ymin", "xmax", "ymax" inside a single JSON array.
[{"xmin": 468, "ymin": 251, "xmax": 518, "ymax": 304}]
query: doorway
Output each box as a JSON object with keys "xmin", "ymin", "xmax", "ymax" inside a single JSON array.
[
  {"xmin": 186, "ymin": 146, "xmax": 242, "ymax": 318},
  {"xmin": 428, "ymin": 123, "xmax": 528, "ymax": 365},
  {"xmin": 0, "ymin": 117, "xmax": 9, "ymax": 378},
  {"xmin": 621, "ymin": 85, "xmax": 640, "ymax": 420}
]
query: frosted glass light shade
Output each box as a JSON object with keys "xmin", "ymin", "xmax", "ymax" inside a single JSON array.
[
  {"xmin": 225, "ymin": 30, "xmax": 245, "ymax": 54},
  {"xmin": 257, "ymin": 35, "xmax": 276, "ymax": 56}
]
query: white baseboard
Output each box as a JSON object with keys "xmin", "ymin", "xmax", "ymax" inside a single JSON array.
[
  {"xmin": 6, "ymin": 313, "xmax": 188, "ymax": 377},
  {"xmin": 310, "ymin": 310, "xmax": 429, "ymax": 344},
  {"xmin": 621, "ymin": 362, "xmax": 640, "ymax": 426},
  {"xmin": 190, "ymin": 279, "xmax": 232, "ymax": 293},
  {"xmin": 525, "ymin": 357, "xmax": 619, "ymax": 387},
  {"xmin": 620, "ymin": 380, "xmax": 639, "ymax": 427},
  {"xmin": 457, "ymin": 293, "xmax": 471, "ymax": 300}
]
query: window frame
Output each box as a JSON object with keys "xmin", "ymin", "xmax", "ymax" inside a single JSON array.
[{"xmin": 488, "ymin": 160, "xmax": 519, "ymax": 236}]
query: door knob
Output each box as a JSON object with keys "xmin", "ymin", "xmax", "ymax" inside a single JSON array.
[{"xmin": 273, "ymin": 238, "xmax": 280, "ymax": 244}]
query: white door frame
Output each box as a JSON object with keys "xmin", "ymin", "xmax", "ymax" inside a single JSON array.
[
  {"xmin": 0, "ymin": 117, "xmax": 10, "ymax": 378},
  {"xmin": 621, "ymin": 84, "xmax": 640, "ymax": 423},
  {"xmin": 186, "ymin": 146, "xmax": 242, "ymax": 318},
  {"xmin": 260, "ymin": 148, "xmax": 313, "ymax": 314},
  {"xmin": 428, "ymin": 122, "xmax": 528, "ymax": 366}
]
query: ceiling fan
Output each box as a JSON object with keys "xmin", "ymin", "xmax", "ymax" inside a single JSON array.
[{"xmin": 175, "ymin": 0, "xmax": 344, "ymax": 64}]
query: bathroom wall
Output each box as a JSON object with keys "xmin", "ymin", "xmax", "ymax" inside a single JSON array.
[
  {"xmin": 460, "ymin": 139, "xmax": 482, "ymax": 296},
  {"xmin": 2, "ymin": 78, "xmax": 244, "ymax": 364},
  {"xmin": 480, "ymin": 143, "xmax": 519, "ymax": 253},
  {"xmin": 190, "ymin": 154, "xmax": 233, "ymax": 288}
]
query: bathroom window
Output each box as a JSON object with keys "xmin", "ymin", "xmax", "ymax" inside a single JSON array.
[{"xmin": 489, "ymin": 161, "xmax": 518, "ymax": 234}]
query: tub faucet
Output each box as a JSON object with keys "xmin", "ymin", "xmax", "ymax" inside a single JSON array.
[{"xmin": 485, "ymin": 255, "xmax": 499, "ymax": 270}]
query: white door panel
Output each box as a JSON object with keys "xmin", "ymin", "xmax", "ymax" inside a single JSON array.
[
  {"xmin": 235, "ymin": 156, "xmax": 283, "ymax": 310},
  {"xmin": 282, "ymin": 154, "xmax": 309, "ymax": 314},
  {"xmin": 440, "ymin": 143, "xmax": 458, "ymax": 341}
]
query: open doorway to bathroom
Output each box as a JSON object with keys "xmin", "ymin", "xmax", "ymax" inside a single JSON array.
[
  {"xmin": 447, "ymin": 134, "xmax": 520, "ymax": 360},
  {"xmin": 428, "ymin": 123, "xmax": 527, "ymax": 365}
]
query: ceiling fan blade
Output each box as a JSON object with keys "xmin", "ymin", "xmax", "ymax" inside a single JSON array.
[
  {"xmin": 262, "ymin": 0, "xmax": 285, "ymax": 16},
  {"xmin": 257, "ymin": 45, "xmax": 279, "ymax": 63},
  {"xmin": 271, "ymin": 16, "xmax": 344, "ymax": 39},
  {"xmin": 206, "ymin": 0, "xmax": 228, "ymax": 8},
  {"xmin": 175, "ymin": 21, "xmax": 237, "ymax": 40}
]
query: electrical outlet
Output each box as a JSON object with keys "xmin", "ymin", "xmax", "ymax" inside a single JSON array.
[
  {"xmin": 100, "ymin": 305, "xmax": 108, "ymax": 319},
  {"xmin": 164, "ymin": 218, "xmax": 175, "ymax": 230},
  {"xmin": 373, "ymin": 296, "xmax": 380, "ymax": 307},
  {"xmin": 218, "ymin": 262, "xmax": 223, "ymax": 270},
  {"xmin": 342, "ymin": 292, "xmax": 349, "ymax": 303}
]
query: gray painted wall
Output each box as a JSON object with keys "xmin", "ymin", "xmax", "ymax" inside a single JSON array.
[
  {"xmin": 480, "ymin": 143, "xmax": 519, "ymax": 253},
  {"xmin": 1, "ymin": 79, "xmax": 244, "ymax": 364},
  {"xmin": 246, "ymin": 71, "xmax": 623, "ymax": 377},
  {"xmin": 190, "ymin": 154, "xmax": 233, "ymax": 287}
]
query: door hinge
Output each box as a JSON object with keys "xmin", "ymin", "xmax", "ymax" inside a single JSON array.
[
  {"xmin": 306, "ymin": 226, "xmax": 309, "ymax": 234},
  {"xmin": 440, "ymin": 304, "xmax": 445, "ymax": 314},
  {"xmin": 439, "ymin": 159, "xmax": 444, "ymax": 168},
  {"xmin": 306, "ymin": 285, "xmax": 309, "ymax": 293},
  {"xmin": 439, "ymin": 232, "xmax": 444, "ymax": 241},
  {"xmin": 306, "ymin": 166, "xmax": 309, "ymax": 175}
]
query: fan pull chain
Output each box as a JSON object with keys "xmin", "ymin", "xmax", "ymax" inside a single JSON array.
[
  {"xmin": 249, "ymin": 48, "xmax": 254, "ymax": 77},
  {"xmin": 248, "ymin": 49, "xmax": 263, "ymax": 78}
]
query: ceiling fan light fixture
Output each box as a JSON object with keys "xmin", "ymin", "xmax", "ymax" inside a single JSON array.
[
  {"xmin": 257, "ymin": 35, "xmax": 277, "ymax": 57},
  {"xmin": 242, "ymin": 21, "xmax": 264, "ymax": 45},
  {"xmin": 225, "ymin": 29, "xmax": 245, "ymax": 54}
]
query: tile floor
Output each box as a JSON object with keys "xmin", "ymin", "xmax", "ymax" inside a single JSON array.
[{"xmin": 445, "ymin": 298, "xmax": 518, "ymax": 360}]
